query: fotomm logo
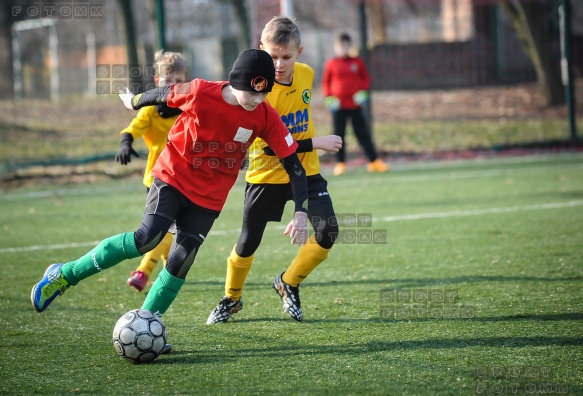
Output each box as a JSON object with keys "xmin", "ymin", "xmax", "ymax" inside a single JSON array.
[{"xmin": 12, "ymin": 1, "xmax": 104, "ymax": 19}]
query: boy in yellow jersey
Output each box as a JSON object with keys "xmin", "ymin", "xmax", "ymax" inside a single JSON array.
[
  {"xmin": 115, "ymin": 51, "xmax": 188, "ymax": 292},
  {"xmin": 207, "ymin": 16, "xmax": 342, "ymax": 323}
]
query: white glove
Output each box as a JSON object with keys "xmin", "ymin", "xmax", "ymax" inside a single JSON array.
[
  {"xmin": 284, "ymin": 211, "xmax": 309, "ymax": 246},
  {"xmin": 324, "ymin": 96, "xmax": 341, "ymax": 111},
  {"xmin": 118, "ymin": 87, "xmax": 135, "ymax": 110},
  {"xmin": 353, "ymin": 90, "xmax": 368, "ymax": 105}
]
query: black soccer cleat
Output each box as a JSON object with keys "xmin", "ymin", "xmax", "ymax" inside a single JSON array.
[
  {"xmin": 272, "ymin": 272, "xmax": 303, "ymax": 322},
  {"xmin": 206, "ymin": 296, "xmax": 243, "ymax": 324}
]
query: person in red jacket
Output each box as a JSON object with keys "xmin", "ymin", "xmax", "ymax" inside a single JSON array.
[{"xmin": 322, "ymin": 32, "xmax": 388, "ymax": 176}]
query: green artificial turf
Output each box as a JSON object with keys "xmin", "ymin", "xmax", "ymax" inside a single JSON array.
[{"xmin": 0, "ymin": 153, "xmax": 581, "ymax": 395}]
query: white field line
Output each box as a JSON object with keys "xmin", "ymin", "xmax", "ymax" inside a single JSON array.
[
  {"xmin": 377, "ymin": 200, "xmax": 583, "ymax": 222},
  {"xmin": 3, "ymin": 154, "xmax": 582, "ymax": 202},
  {"xmin": 2, "ymin": 200, "xmax": 581, "ymax": 254},
  {"xmin": 0, "ymin": 167, "xmax": 555, "ymax": 202},
  {"xmin": 339, "ymin": 163, "xmax": 583, "ymax": 186},
  {"xmin": 0, "ymin": 240, "xmax": 101, "ymax": 254}
]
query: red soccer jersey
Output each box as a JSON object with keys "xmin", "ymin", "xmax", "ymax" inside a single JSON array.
[
  {"xmin": 151, "ymin": 79, "xmax": 297, "ymax": 211},
  {"xmin": 322, "ymin": 56, "xmax": 370, "ymax": 110}
]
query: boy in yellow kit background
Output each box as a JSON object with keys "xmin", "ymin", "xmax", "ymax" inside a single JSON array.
[
  {"xmin": 207, "ymin": 16, "xmax": 342, "ymax": 323},
  {"xmin": 115, "ymin": 51, "xmax": 188, "ymax": 291}
]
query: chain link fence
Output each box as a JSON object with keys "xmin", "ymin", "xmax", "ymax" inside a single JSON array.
[{"xmin": 1, "ymin": 0, "xmax": 581, "ymax": 186}]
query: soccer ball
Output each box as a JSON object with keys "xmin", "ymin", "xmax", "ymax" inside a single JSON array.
[{"xmin": 112, "ymin": 309, "xmax": 167, "ymax": 364}]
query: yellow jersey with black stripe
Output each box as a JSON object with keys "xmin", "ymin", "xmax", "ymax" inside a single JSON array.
[
  {"xmin": 120, "ymin": 106, "xmax": 178, "ymax": 188},
  {"xmin": 246, "ymin": 62, "xmax": 320, "ymax": 184}
]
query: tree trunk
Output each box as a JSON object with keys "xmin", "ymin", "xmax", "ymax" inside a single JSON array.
[
  {"xmin": 500, "ymin": 0, "xmax": 564, "ymax": 106},
  {"xmin": 0, "ymin": 4, "xmax": 14, "ymax": 99},
  {"xmin": 116, "ymin": 0, "xmax": 142, "ymax": 91},
  {"xmin": 227, "ymin": 0, "xmax": 251, "ymax": 50}
]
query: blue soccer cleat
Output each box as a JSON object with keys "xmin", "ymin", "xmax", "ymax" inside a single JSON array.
[
  {"xmin": 161, "ymin": 344, "xmax": 172, "ymax": 355},
  {"xmin": 31, "ymin": 263, "xmax": 70, "ymax": 313}
]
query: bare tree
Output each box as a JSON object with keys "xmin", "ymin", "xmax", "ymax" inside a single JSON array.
[
  {"xmin": 116, "ymin": 0, "xmax": 141, "ymax": 90},
  {"xmin": 500, "ymin": 0, "xmax": 564, "ymax": 106},
  {"xmin": 220, "ymin": 0, "xmax": 251, "ymax": 50},
  {"xmin": 0, "ymin": 3, "xmax": 14, "ymax": 98}
]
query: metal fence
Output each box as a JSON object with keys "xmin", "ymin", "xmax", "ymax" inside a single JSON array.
[
  {"xmin": 2, "ymin": 0, "xmax": 580, "ymax": 181},
  {"xmin": 9, "ymin": 0, "xmax": 578, "ymax": 95}
]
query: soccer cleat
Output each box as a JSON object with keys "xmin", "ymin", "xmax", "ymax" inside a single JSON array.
[
  {"xmin": 206, "ymin": 296, "xmax": 243, "ymax": 324},
  {"xmin": 272, "ymin": 273, "xmax": 303, "ymax": 322},
  {"xmin": 333, "ymin": 162, "xmax": 346, "ymax": 176},
  {"xmin": 161, "ymin": 343, "xmax": 172, "ymax": 355},
  {"xmin": 127, "ymin": 271, "xmax": 148, "ymax": 292},
  {"xmin": 366, "ymin": 159, "xmax": 389, "ymax": 173},
  {"xmin": 31, "ymin": 263, "xmax": 69, "ymax": 313}
]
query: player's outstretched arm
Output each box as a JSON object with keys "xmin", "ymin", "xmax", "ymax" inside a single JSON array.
[
  {"xmin": 263, "ymin": 140, "xmax": 311, "ymax": 155},
  {"xmin": 118, "ymin": 85, "xmax": 173, "ymax": 110},
  {"xmin": 263, "ymin": 135, "xmax": 342, "ymax": 155},
  {"xmin": 312, "ymin": 135, "xmax": 342, "ymax": 153}
]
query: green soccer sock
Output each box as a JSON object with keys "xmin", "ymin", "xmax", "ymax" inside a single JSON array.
[
  {"xmin": 141, "ymin": 268, "xmax": 185, "ymax": 316},
  {"xmin": 61, "ymin": 232, "xmax": 140, "ymax": 286}
]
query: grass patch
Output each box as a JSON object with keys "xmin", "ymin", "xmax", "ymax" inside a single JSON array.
[
  {"xmin": 366, "ymin": 119, "xmax": 577, "ymax": 154},
  {"xmin": 1, "ymin": 153, "xmax": 582, "ymax": 394},
  {"xmin": 1, "ymin": 96, "xmax": 580, "ymax": 170}
]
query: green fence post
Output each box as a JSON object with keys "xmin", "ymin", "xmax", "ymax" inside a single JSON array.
[
  {"xmin": 560, "ymin": 0, "xmax": 577, "ymax": 140},
  {"xmin": 156, "ymin": 0, "xmax": 166, "ymax": 51}
]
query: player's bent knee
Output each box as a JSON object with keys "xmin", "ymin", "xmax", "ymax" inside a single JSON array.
[
  {"xmin": 316, "ymin": 224, "xmax": 338, "ymax": 249},
  {"xmin": 134, "ymin": 230, "xmax": 167, "ymax": 255}
]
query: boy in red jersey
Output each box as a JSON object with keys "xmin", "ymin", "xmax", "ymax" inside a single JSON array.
[
  {"xmin": 207, "ymin": 17, "xmax": 342, "ymax": 323},
  {"xmin": 322, "ymin": 32, "xmax": 388, "ymax": 176},
  {"xmin": 31, "ymin": 50, "xmax": 309, "ymax": 342}
]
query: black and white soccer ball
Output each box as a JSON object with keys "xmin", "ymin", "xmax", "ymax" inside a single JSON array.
[{"xmin": 112, "ymin": 309, "xmax": 167, "ymax": 364}]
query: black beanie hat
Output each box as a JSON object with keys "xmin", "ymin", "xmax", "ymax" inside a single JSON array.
[{"xmin": 229, "ymin": 49, "xmax": 275, "ymax": 93}]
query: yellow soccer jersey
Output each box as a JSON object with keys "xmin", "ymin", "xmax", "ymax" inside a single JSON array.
[
  {"xmin": 246, "ymin": 62, "xmax": 320, "ymax": 184},
  {"xmin": 120, "ymin": 106, "xmax": 178, "ymax": 188}
]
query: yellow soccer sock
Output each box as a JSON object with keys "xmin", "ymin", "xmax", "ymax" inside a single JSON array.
[
  {"xmin": 225, "ymin": 246, "xmax": 254, "ymax": 301},
  {"xmin": 134, "ymin": 232, "xmax": 173, "ymax": 278},
  {"xmin": 282, "ymin": 236, "xmax": 331, "ymax": 287}
]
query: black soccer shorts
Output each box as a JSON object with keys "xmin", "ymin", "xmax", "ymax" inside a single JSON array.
[{"xmin": 242, "ymin": 174, "xmax": 334, "ymax": 222}]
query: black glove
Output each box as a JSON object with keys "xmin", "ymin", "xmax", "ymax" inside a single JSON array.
[
  {"xmin": 156, "ymin": 103, "xmax": 182, "ymax": 119},
  {"xmin": 115, "ymin": 133, "xmax": 139, "ymax": 165}
]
